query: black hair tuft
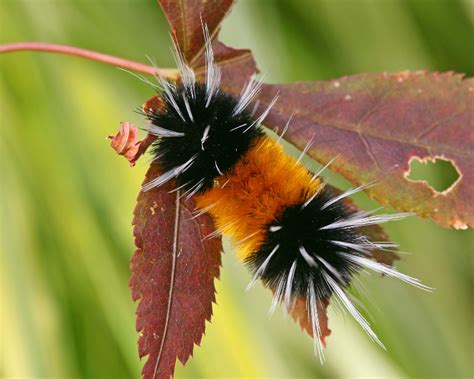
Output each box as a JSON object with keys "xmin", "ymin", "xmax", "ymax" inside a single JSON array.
[
  {"xmin": 246, "ymin": 186, "xmax": 365, "ymax": 300},
  {"xmin": 148, "ymin": 82, "xmax": 264, "ymax": 192}
]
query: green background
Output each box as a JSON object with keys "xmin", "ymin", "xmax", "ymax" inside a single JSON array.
[{"xmin": 1, "ymin": 0, "xmax": 473, "ymax": 378}]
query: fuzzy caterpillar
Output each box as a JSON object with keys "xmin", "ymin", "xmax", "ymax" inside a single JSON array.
[{"xmin": 141, "ymin": 28, "xmax": 431, "ymax": 362}]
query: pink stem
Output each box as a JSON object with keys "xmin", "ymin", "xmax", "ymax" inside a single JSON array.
[{"xmin": 0, "ymin": 42, "xmax": 178, "ymax": 78}]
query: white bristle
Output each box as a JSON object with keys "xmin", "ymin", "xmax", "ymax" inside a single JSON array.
[
  {"xmin": 268, "ymin": 276, "xmax": 286, "ymax": 317},
  {"xmin": 246, "ymin": 244, "xmax": 280, "ymax": 291},
  {"xmin": 148, "ymin": 124, "xmax": 185, "ymax": 138},
  {"xmin": 299, "ymin": 246, "xmax": 318, "ymax": 268},
  {"xmin": 203, "ymin": 24, "xmax": 221, "ymax": 107},
  {"xmin": 320, "ymin": 212, "xmax": 414, "ymax": 230},
  {"xmin": 201, "ymin": 125, "xmax": 211, "ymax": 150},
  {"xmin": 142, "ymin": 156, "xmax": 196, "ymax": 192},
  {"xmin": 233, "ymin": 76, "xmax": 265, "ymax": 116},
  {"xmin": 323, "ymin": 272, "xmax": 386, "ymax": 349},
  {"xmin": 243, "ymin": 95, "xmax": 279, "ymax": 133},
  {"xmin": 321, "ymin": 182, "xmax": 376, "ymax": 210},
  {"xmin": 338, "ymin": 252, "xmax": 434, "ymax": 291},
  {"xmin": 295, "ymin": 134, "xmax": 315, "ymax": 165},
  {"xmin": 284, "ymin": 260, "xmax": 297, "ymax": 309},
  {"xmin": 308, "ymin": 282, "xmax": 326, "ymax": 364}
]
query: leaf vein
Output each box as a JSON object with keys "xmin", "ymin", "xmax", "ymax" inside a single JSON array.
[
  {"xmin": 153, "ymin": 189, "xmax": 181, "ymax": 379},
  {"xmin": 272, "ymin": 105, "xmax": 473, "ymax": 159}
]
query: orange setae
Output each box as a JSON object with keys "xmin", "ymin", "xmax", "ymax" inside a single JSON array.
[{"xmin": 196, "ymin": 136, "xmax": 323, "ymax": 260}]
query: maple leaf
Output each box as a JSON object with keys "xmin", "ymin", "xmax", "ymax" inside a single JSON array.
[
  {"xmin": 248, "ymin": 73, "xmax": 473, "ymax": 229},
  {"xmin": 130, "ymin": 164, "xmax": 221, "ymax": 379},
  {"xmin": 158, "ymin": 0, "xmax": 257, "ymax": 92}
]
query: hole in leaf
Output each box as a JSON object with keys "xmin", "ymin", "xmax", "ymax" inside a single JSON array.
[{"xmin": 406, "ymin": 156, "xmax": 460, "ymax": 193}]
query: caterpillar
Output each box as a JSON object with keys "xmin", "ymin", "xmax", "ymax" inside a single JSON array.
[{"xmin": 141, "ymin": 27, "xmax": 431, "ymax": 362}]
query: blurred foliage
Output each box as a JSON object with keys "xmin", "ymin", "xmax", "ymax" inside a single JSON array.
[{"xmin": 1, "ymin": 0, "xmax": 473, "ymax": 378}]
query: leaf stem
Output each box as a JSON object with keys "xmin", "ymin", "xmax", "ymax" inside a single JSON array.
[{"xmin": 0, "ymin": 42, "xmax": 179, "ymax": 78}]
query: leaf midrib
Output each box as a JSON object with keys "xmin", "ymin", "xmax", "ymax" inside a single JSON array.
[{"xmin": 153, "ymin": 190, "xmax": 181, "ymax": 378}]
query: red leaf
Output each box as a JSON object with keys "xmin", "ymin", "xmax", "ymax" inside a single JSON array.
[
  {"xmin": 158, "ymin": 0, "xmax": 257, "ymax": 93},
  {"xmin": 130, "ymin": 164, "xmax": 222, "ymax": 379},
  {"xmin": 246, "ymin": 71, "xmax": 473, "ymax": 229},
  {"xmin": 158, "ymin": 0, "xmax": 235, "ymax": 63},
  {"xmin": 143, "ymin": 95, "xmax": 165, "ymax": 113},
  {"xmin": 192, "ymin": 40, "xmax": 257, "ymax": 93},
  {"xmin": 290, "ymin": 297, "xmax": 331, "ymax": 347}
]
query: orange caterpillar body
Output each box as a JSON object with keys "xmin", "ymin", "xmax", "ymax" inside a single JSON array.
[{"xmin": 196, "ymin": 136, "xmax": 322, "ymax": 260}]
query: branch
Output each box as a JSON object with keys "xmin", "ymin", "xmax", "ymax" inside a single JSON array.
[{"xmin": 0, "ymin": 42, "xmax": 179, "ymax": 78}]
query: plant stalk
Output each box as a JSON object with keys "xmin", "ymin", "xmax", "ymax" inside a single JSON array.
[{"xmin": 0, "ymin": 42, "xmax": 178, "ymax": 78}]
